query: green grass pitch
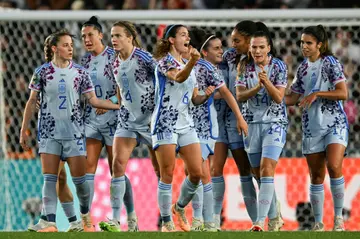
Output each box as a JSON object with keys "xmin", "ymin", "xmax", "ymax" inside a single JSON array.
[{"xmin": 0, "ymin": 232, "xmax": 359, "ymax": 239}]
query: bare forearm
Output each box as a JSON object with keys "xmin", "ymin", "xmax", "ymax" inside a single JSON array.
[
  {"xmin": 223, "ymin": 90, "xmax": 244, "ymax": 121},
  {"xmin": 316, "ymin": 90, "xmax": 347, "ymax": 101},
  {"xmin": 21, "ymin": 99, "xmax": 37, "ymax": 131},
  {"xmin": 237, "ymin": 85, "xmax": 262, "ymax": 102},
  {"xmin": 89, "ymin": 98, "xmax": 119, "ymax": 110},
  {"xmin": 192, "ymin": 95, "xmax": 208, "ymax": 106},
  {"xmin": 174, "ymin": 59, "xmax": 197, "ymax": 83}
]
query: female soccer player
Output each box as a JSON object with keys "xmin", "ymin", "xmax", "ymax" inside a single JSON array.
[
  {"xmin": 20, "ymin": 29, "xmax": 119, "ymax": 232},
  {"xmin": 98, "ymin": 21, "xmax": 159, "ymax": 232},
  {"xmin": 285, "ymin": 25, "xmax": 348, "ymax": 232},
  {"xmin": 152, "ymin": 24, "xmax": 215, "ymax": 232},
  {"xmin": 189, "ymin": 29, "xmax": 248, "ymax": 231},
  {"xmin": 28, "ymin": 33, "xmax": 82, "ymax": 233},
  {"xmin": 211, "ymin": 20, "xmax": 258, "ymax": 229},
  {"xmin": 80, "ymin": 17, "xmax": 138, "ymax": 231},
  {"xmin": 236, "ymin": 30, "xmax": 288, "ymax": 231}
]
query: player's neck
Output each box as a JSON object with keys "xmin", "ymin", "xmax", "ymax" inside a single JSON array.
[
  {"xmin": 52, "ymin": 58, "xmax": 70, "ymax": 68},
  {"xmin": 169, "ymin": 48, "xmax": 182, "ymax": 63},
  {"xmin": 308, "ymin": 53, "xmax": 321, "ymax": 62},
  {"xmin": 119, "ymin": 46, "xmax": 134, "ymax": 61},
  {"xmin": 92, "ymin": 45, "xmax": 106, "ymax": 57}
]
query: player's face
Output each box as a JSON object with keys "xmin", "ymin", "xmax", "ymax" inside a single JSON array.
[
  {"xmin": 250, "ymin": 36, "xmax": 270, "ymax": 65},
  {"xmin": 300, "ymin": 33, "xmax": 322, "ymax": 60},
  {"xmin": 53, "ymin": 35, "xmax": 73, "ymax": 61},
  {"xmin": 203, "ymin": 38, "xmax": 223, "ymax": 65},
  {"xmin": 81, "ymin": 26, "xmax": 103, "ymax": 53},
  {"xmin": 171, "ymin": 27, "xmax": 190, "ymax": 54},
  {"xmin": 111, "ymin": 26, "xmax": 133, "ymax": 52},
  {"xmin": 231, "ymin": 30, "xmax": 250, "ymax": 55}
]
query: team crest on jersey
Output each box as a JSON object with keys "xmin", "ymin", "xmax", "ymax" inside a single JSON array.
[
  {"xmin": 122, "ymin": 73, "xmax": 129, "ymax": 88},
  {"xmin": 58, "ymin": 83, "xmax": 66, "ymax": 94}
]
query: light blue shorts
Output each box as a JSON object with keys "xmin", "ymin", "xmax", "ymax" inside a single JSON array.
[
  {"xmin": 115, "ymin": 128, "xmax": 152, "ymax": 147},
  {"xmin": 152, "ymin": 128, "xmax": 199, "ymax": 150},
  {"xmin": 216, "ymin": 120, "xmax": 228, "ymax": 144},
  {"xmin": 39, "ymin": 137, "xmax": 86, "ymax": 160},
  {"xmin": 302, "ymin": 127, "xmax": 348, "ymax": 155},
  {"xmin": 85, "ymin": 123, "xmax": 115, "ymax": 146},
  {"xmin": 227, "ymin": 127, "xmax": 244, "ymax": 150},
  {"xmin": 199, "ymin": 137, "xmax": 216, "ymax": 161},
  {"xmin": 243, "ymin": 123, "xmax": 287, "ymax": 154}
]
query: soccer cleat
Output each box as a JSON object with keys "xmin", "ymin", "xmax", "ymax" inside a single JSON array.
[
  {"xmin": 99, "ymin": 218, "xmax": 121, "ymax": 232},
  {"xmin": 190, "ymin": 217, "xmax": 203, "ymax": 231},
  {"xmin": 203, "ymin": 222, "xmax": 217, "ymax": 232},
  {"xmin": 127, "ymin": 216, "xmax": 139, "ymax": 232},
  {"xmin": 268, "ymin": 200, "xmax": 284, "ymax": 231},
  {"xmin": 333, "ymin": 216, "xmax": 345, "ymax": 231},
  {"xmin": 28, "ymin": 219, "xmax": 48, "ymax": 232},
  {"xmin": 81, "ymin": 212, "xmax": 95, "ymax": 232},
  {"xmin": 312, "ymin": 222, "xmax": 325, "ymax": 231},
  {"xmin": 66, "ymin": 221, "xmax": 84, "ymax": 232},
  {"xmin": 214, "ymin": 214, "xmax": 221, "ymax": 231},
  {"xmin": 37, "ymin": 221, "xmax": 58, "ymax": 232},
  {"xmin": 250, "ymin": 222, "xmax": 264, "ymax": 232},
  {"xmin": 161, "ymin": 221, "xmax": 176, "ymax": 232},
  {"xmin": 172, "ymin": 204, "xmax": 190, "ymax": 232}
]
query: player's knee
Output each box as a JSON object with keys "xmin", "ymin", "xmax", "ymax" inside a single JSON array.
[
  {"xmin": 310, "ymin": 173, "xmax": 325, "ymax": 184},
  {"xmin": 112, "ymin": 156, "xmax": 127, "ymax": 175},
  {"xmin": 327, "ymin": 164, "xmax": 343, "ymax": 178},
  {"xmin": 188, "ymin": 168, "xmax": 202, "ymax": 184}
]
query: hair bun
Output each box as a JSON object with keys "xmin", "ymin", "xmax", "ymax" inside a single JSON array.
[{"xmin": 89, "ymin": 16, "xmax": 99, "ymax": 23}]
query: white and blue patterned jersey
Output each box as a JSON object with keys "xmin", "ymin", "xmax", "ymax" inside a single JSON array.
[
  {"xmin": 151, "ymin": 53, "xmax": 198, "ymax": 135},
  {"xmin": 29, "ymin": 61, "xmax": 94, "ymax": 140},
  {"xmin": 291, "ymin": 56, "xmax": 348, "ymax": 138},
  {"xmin": 113, "ymin": 47, "xmax": 156, "ymax": 131},
  {"xmin": 236, "ymin": 56, "xmax": 288, "ymax": 125},
  {"xmin": 220, "ymin": 48, "xmax": 243, "ymax": 129},
  {"xmin": 81, "ymin": 46, "xmax": 118, "ymax": 128},
  {"xmin": 192, "ymin": 58, "xmax": 225, "ymax": 139}
]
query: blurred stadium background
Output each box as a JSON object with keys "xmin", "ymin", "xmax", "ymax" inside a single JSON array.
[{"xmin": 0, "ymin": 2, "xmax": 360, "ymax": 232}]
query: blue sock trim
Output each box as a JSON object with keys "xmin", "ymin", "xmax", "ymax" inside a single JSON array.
[
  {"xmin": 310, "ymin": 184, "xmax": 324, "ymax": 192},
  {"xmin": 43, "ymin": 174, "xmax": 58, "ymax": 183},
  {"xmin": 162, "ymin": 215, "xmax": 171, "ymax": 223},
  {"xmin": 112, "ymin": 176, "xmax": 125, "ymax": 183},
  {"xmin": 47, "ymin": 214, "xmax": 56, "ymax": 222},
  {"xmin": 212, "ymin": 176, "xmax": 224, "ymax": 183},
  {"xmin": 158, "ymin": 181, "xmax": 172, "ymax": 190},
  {"xmin": 240, "ymin": 176, "xmax": 252, "ymax": 182},
  {"xmin": 203, "ymin": 183, "xmax": 212, "ymax": 193},
  {"xmin": 68, "ymin": 216, "xmax": 77, "ymax": 223},
  {"xmin": 86, "ymin": 173, "xmax": 95, "ymax": 181},
  {"xmin": 72, "ymin": 175, "xmax": 86, "ymax": 185},
  {"xmin": 260, "ymin": 177, "xmax": 274, "ymax": 183},
  {"xmin": 330, "ymin": 176, "xmax": 345, "ymax": 186}
]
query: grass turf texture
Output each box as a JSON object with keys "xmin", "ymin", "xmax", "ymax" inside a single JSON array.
[{"xmin": 0, "ymin": 232, "xmax": 359, "ymax": 239}]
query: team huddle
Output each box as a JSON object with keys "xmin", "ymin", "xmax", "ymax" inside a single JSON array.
[{"xmin": 19, "ymin": 16, "xmax": 349, "ymax": 232}]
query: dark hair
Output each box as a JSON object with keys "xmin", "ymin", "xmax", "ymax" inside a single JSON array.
[
  {"xmin": 234, "ymin": 20, "xmax": 257, "ymax": 36},
  {"xmin": 189, "ymin": 28, "xmax": 218, "ymax": 55},
  {"xmin": 302, "ymin": 25, "xmax": 332, "ymax": 56},
  {"xmin": 112, "ymin": 21, "xmax": 141, "ymax": 48},
  {"xmin": 82, "ymin": 16, "xmax": 103, "ymax": 33},
  {"xmin": 45, "ymin": 29, "xmax": 74, "ymax": 61},
  {"xmin": 255, "ymin": 21, "xmax": 276, "ymax": 56},
  {"xmin": 43, "ymin": 34, "xmax": 53, "ymax": 62},
  {"xmin": 153, "ymin": 24, "xmax": 185, "ymax": 59}
]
